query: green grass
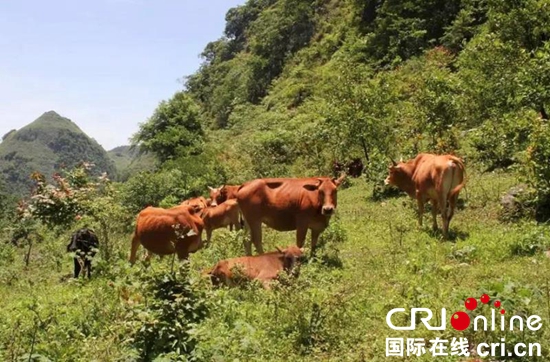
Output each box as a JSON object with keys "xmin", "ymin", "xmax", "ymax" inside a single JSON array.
[{"xmin": 1, "ymin": 170, "xmax": 550, "ymax": 361}]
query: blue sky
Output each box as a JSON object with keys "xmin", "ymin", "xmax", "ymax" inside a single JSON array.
[{"xmin": 0, "ymin": 0, "xmax": 244, "ymax": 150}]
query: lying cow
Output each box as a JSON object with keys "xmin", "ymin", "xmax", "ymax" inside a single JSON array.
[
  {"xmin": 129, "ymin": 204, "xmax": 204, "ymax": 264},
  {"xmin": 202, "ymin": 199, "xmax": 241, "ymax": 243},
  {"xmin": 208, "ymin": 185, "xmax": 240, "ymax": 207},
  {"xmin": 384, "ymin": 153, "xmax": 466, "ymax": 239},
  {"xmin": 67, "ymin": 228, "xmax": 99, "ymax": 278},
  {"xmin": 237, "ymin": 175, "xmax": 345, "ymax": 255},
  {"xmin": 207, "ymin": 245, "xmax": 304, "ymax": 288}
]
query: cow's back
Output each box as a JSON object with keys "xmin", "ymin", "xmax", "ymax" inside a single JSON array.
[
  {"xmin": 237, "ymin": 178, "xmax": 321, "ymax": 231},
  {"xmin": 412, "ymin": 154, "xmax": 465, "ymax": 199}
]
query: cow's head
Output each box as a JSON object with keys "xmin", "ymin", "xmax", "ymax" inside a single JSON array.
[
  {"xmin": 385, "ymin": 158, "xmax": 415, "ymax": 195},
  {"xmin": 208, "ymin": 185, "xmax": 228, "ymax": 207},
  {"xmin": 182, "ymin": 197, "xmax": 208, "ymax": 213},
  {"xmin": 277, "ymin": 245, "xmax": 305, "ymax": 272},
  {"xmin": 303, "ymin": 174, "xmax": 345, "ymax": 215}
]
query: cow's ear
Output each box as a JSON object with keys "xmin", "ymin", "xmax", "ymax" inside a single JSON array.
[{"xmin": 303, "ymin": 183, "xmax": 319, "ymax": 191}]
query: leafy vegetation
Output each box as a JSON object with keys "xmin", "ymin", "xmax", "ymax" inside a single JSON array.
[{"xmin": 2, "ymin": 0, "xmax": 550, "ymax": 360}]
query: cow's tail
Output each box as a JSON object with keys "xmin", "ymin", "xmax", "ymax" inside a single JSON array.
[
  {"xmin": 129, "ymin": 223, "xmax": 140, "ymax": 265},
  {"xmin": 448, "ymin": 156, "xmax": 466, "ymax": 198}
]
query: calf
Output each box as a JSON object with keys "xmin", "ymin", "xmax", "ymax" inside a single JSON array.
[
  {"xmin": 207, "ymin": 245, "xmax": 304, "ymax": 288},
  {"xmin": 202, "ymin": 199, "xmax": 241, "ymax": 243},
  {"xmin": 67, "ymin": 228, "xmax": 99, "ymax": 278},
  {"xmin": 130, "ymin": 204, "xmax": 204, "ymax": 264}
]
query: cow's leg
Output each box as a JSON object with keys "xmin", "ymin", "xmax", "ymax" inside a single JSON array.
[
  {"xmin": 430, "ymin": 199, "xmax": 439, "ymax": 231},
  {"xmin": 310, "ymin": 228, "xmax": 322, "ymax": 255},
  {"xmin": 129, "ymin": 234, "xmax": 140, "ymax": 265},
  {"xmin": 446, "ymin": 193, "xmax": 459, "ymax": 234},
  {"xmin": 85, "ymin": 259, "xmax": 92, "ymax": 278},
  {"xmin": 416, "ymin": 193, "xmax": 424, "ymax": 227},
  {"xmin": 439, "ymin": 195, "xmax": 450, "ymax": 239},
  {"xmin": 296, "ymin": 224, "xmax": 308, "ymax": 248},
  {"xmin": 73, "ymin": 258, "xmax": 82, "ymax": 278},
  {"xmin": 144, "ymin": 250, "xmax": 153, "ymax": 263},
  {"xmin": 206, "ymin": 228, "xmax": 213, "ymax": 244},
  {"xmin": 247, "ymin": 221, "xmax": 263, "ymax": 255}
]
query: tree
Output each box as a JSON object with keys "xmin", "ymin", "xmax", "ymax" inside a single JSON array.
[{"xmin": 132, "ymin": 92, "xmax": 204, "ymax": 162}]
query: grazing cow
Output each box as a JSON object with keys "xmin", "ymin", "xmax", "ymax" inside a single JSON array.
[
  {"xmin": 347, "ymin": 158, "xmax": 364, "ymax": 178},
  {"xmin": 207, "ymin": 245, "xmax": 304, "ymax": 288},
  {"xmin": 384, "ymin": 153, "xmax": 466, "ymax": 239},
  {"xmin": 129, "ymin": 204, "xmax": 204, "ymax": 264},
  {"xmin": 332, "ymin": 158, "xmax": 363, "ymax": 178},
  {"xmin": 67, "ymin": 228, "xmax": 99, "ymax": 278},
  {"xmin": 208, "ymin": 185, "xmax": 240, "ymax": 207},
  {"xmin": 202, "ymin": 199, "xmax": 241, "ymax": 243},
  {"xmin": 236, "ymin": 175, "xmax": 345, "ymax": 255},
  {"xmin": 181, "ymin": 196, "xmax": 209, "ymax": 213}
]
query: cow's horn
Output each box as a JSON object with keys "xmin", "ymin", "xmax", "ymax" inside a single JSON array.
[
  {"xmin": 276, "ymin": 246, "xmax": 284, "ymax": 253},
  {"xmin": 389, "ymin": 157, "xmax": 397, "ymax": 166}
]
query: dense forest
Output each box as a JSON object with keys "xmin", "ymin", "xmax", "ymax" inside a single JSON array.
[{"xmin": 1, "ymin": 0, "xmax": 550, "ymax": 361}]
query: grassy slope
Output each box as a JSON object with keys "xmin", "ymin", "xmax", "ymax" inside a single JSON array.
[{"xmin": 1, "ymin": 171, "xmax": 549, "ymax": 361}]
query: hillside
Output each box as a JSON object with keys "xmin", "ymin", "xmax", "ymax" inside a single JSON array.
[
  {"xmin": 130, "ymin": 0, "xmax": 548, "ymax": 195},
  {"xmin": 0, "ymin": 111, "xmax": 116, "ymax": 195},
  {"xmin": 107, "ymin": 145, "xmax": 158, "ymax": 181}
]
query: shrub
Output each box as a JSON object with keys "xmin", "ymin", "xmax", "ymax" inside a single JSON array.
[
  {"xmin": 526, "ymin": 118, "xmax": 550, "ymax": 220},
  {"xmin": 128, "ymin": 263, "xmax": 208, "ymax": 361}
]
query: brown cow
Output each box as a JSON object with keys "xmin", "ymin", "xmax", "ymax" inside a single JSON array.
[
  {"xmin": 202, "ymin": 199, "xmax": 241, "ymax": 243},
  {"xmin": 236, "ymin": 175, "xmax": 345, "ymax": 255},
  {"xmin": 384, "ymin": 153, "xmax": 465, "ymax": 239},
  {"xmin": 208, "ymin": 185, "xmax": 240, "ymax": 207},
  {"xmin": 129, "ymin": 204, "xmax": 204, "ymax": 264},
  {"xmin": 207, "ymin": 245, "xmax": 304, "ymax": 288}
]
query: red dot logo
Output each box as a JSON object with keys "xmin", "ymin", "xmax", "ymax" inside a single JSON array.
[
  {"xmin": 500, "ymin": 309, "xmax": 506, "ymax": 314},
  {"xmin": 451, "ymin": 311, "xmax": 471, "ymax": 331},
  {"xmin": 494, "ymin": 300, "xmax": 501, "ymax": 308},
  {"xmin": 465, "ymin": 298, "xmax": 478, "ymax": 311},
  {"xmin": 480, "ymin": 294, "xmax": 490, "ymax": 304}
]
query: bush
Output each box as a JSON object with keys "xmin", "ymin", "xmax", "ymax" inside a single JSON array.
[
  {"xmin": 469, "ymin": 112, "xmax": 532, "ymax": 171},
  {"xmin": 526, "ymin": 118, "xmax": 550, "ymax": 220},
  {"xmin": 128, "ymin": 263, "xmax": 208, "ymax": 361}
]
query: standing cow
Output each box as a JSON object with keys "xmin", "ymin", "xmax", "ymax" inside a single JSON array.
[
  {"xmin": 384, "ymin": 153, "xmax": 465, "ymax": 239},
  {"xmin": 67, "ymin": 228, "xmax": 99, "ymax": 278},
  {"xmin": 237, "ymin": 175, "xmax": 345, "ymax": 255},
  {"xmin": 129, "ymin": 204, "xmax": 204, "ymax": 264}
]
